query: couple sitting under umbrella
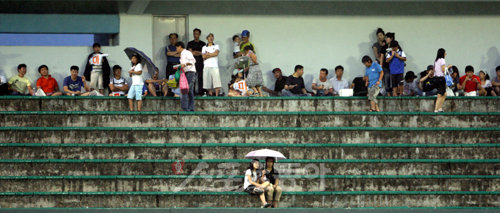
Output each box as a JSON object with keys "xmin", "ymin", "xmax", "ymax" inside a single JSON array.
[{"xmin": 244, "ymin": 149, "xmax": 283, "ymax": 208}]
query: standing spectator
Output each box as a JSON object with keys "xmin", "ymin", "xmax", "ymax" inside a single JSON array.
[
  {"xmin": 84, "ymin": 43, "xmax": 111, "ymax": 95},
  {"xmin": 386, "ymin": 40, "xmax": 406, "ymax": 96},
  {"xmin": 478, "ymin": 71, "xmax": 492, "ymax": 96},
  {"xmin": 262, "ymin": 68, "xmax": 287, "ymax": 96},
  {"xmin": 351, "ymin": 76, "xmax": 368, "ymax": 96},
  {"xmin": 177, "ymin": 41, "xmax": 197, "ymax": 111},
  {"xmin": 433, "ymin": 48, "xmax": 452, "ymax": 112},
  {"xmin": 240, "ymin": 30, "xmax": 256, "ymax": 55},
  {"xmin": 244, "ymin": 159, "xmax": 272, "ymax": 208},
  {"xmin": 202, "ymin": 33, "xmax": 222, "ymax": 96},
  {"xmin": 372, "ymin": 28, "xmax": 385, "ymax": 61},
  {"xmin": 330, "ymin": 65, "xmax": 349, "ymax": 96},
  {"xmin": 232, "ymin": 35, "xmax": 241, "ymax": 58},
  {"xmin": 243, "ymin": 46, "xmax": 264, "ymax": 96},
  {"xmin": 36, "ymin": 65, "xmax": 62, "ymax": 96},
  {"xmin": 0, "ymin": 72, "xmax": 8, "ymax": 95},
  {"xmin": 283, "ymin": 65, "xmax": 309, "ymax": 96},
  {"xmin": 264, "ymin": 157, "xmax": 282, "ymax": 208},
  {"xmin": 457, "ymin": 65, "xmax": 480, "ymax": 96},
  {"xmin": 108, "ymin": 65, "xmax": 128, "ymax": 96},
  {"xmin": 127, "ymin": 55, "xmax": 144, "ymax": 111},
  {"xmin": 419, "ymin": 65, "xmax": 438, "ymax": 96},
  {"xmin": 362, "ymin": 55, "xmax": 384, "ymax": 112},
  {"xmin": 187, "ymin": 28, "xmax": 206, "ymax": 96},
  {"xmin": 165, "ymin": 33, "xmax": 181, "ymax": 78},
  {"xmin": 63, "ymin": 66, "xmax": 91, "ymax": 96},
  {"xmin": 380, "ymin": 32, "xmax": 395, "ymax": 96},
  {"xmin": 312, "ymin": 68, "xmax": 334, "ymax": 96},
  {"xmin": 492, "ymin": 66, "xmax": 500, "ymax": 96},
  {"xmin": 402, "ymin": 71, "xmax": 421, "ymax": 96},
  {"xmin": 8, "ymin": 64, "xmax": 34, "ymax": 96}
]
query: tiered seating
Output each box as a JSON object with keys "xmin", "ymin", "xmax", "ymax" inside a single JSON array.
[{"xmin": 0, "ymin": 96, "xmax": 498, "ymax": 209}]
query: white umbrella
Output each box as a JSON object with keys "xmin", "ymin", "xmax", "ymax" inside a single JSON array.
[{"xmin": 245, "ymin": 149, "xmax": 286, "ymax": 161}]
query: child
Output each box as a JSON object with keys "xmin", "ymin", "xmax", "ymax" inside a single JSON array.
[
  {"xmin": 108, "ymin": 65, "xmax": 129, "ymax": 96},
  {"xmin": 243, "ymin": 159, "xmax": 272, "ymax": 208},
  {"xmin": 458, "ymin": 65, "xmax": 481, "ymax": 96},
  {"xmin": 362, "ymin": 55, "xmax": 384, "ymax": 112},
  {"xmin": 228, "ymin": 69, "xmax": 253, "ymax": 97},
  {"xmin": 232, "ymin": 34, "xmax": 241, "ymax": 58},
  {"xmin": 36, "ymin": 65, "xmax": 62, "ymax": 96},
  {"xmin": 385, "ymin": 40, "xmax": 406, "ymax": 96},
  {"xmin": 63, "ymin": 66, "xmax": 91, "ymax": 96},
  {"xmin": 127, "ymin": 54, "xmax": 144, "ymax": 111},
  {"xmin": 402, "ymin": 71, "xmax": 420, "ymax": 96}
]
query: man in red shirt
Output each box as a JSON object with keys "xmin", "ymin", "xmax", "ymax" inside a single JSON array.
[
  {"xmin": 36, "ymin": 65, "xmax": 62, "ymax": 96},
  {"xmin": 458, "ymin": 65, "xmax": 481, "ymax": 96}
]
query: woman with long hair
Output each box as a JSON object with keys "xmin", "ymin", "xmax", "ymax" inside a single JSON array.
[
  {"xmin": 243, "ymin": 159, "xmax": 272, "ymax": 208},
  {"xmin": 433, "ymin": 48, "xmax": 452, "ymax": 112}
]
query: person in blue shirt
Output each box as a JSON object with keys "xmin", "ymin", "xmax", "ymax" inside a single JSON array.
[
  {"xmin": 386, "ymin": 40, "xmax": 407, "ymax": 96},
  {"xmin": 63, "ymin": 66, "xmax": 91, "ymax": 96},
  {"xmin": 362, "ymin": 55, "xmax": 384, "ymax": 112},
  {"xmin": 165, "ymin": 33, "xmax": 181, "ymax": 77}
]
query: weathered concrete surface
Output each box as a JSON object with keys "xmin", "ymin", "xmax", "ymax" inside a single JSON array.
[
  {"xmin": 1, "ymin": 147, "xmax": 498, "ymax": 160},
  {"xmin": 2, "ymin": 114, "xmax": 499, "ymax": 128},
  {"xmin": 1, "ymin": 162, "xmax": 498, "ymax": 176},
  {"xmin": 0, "ymin": 194, "xmax": 498, "ymax": 208},
  {"xmin": 0, "ymin": 97, "xmax": 498, "ymax": 112},
  {"xmin": 0, "ymin": 129, "xmax": 497, "ymax": 144},
  {"xmin": 0, "ymin": 178, "xmax": 498, "ymax": 193}
]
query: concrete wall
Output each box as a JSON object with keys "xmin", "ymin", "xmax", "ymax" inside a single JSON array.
[{"xmin": 0, "ymin": 14, "xmax": 152, "ymax": 91}]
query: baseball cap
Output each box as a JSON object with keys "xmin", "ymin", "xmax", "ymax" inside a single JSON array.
[
  {"xmin": 241, "ymin": 30, "xmax": 250, "ymax": 37},
  {"xmin": 233, "ymin": 68, "xmax": 244, "ymax": 75},
  {"xmin": 272, "ymin": 68, "xmax": 282, "ymax": 73}
]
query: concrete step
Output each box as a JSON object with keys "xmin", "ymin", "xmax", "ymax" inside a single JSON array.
[
  {"xmin": 0, "ymin": 191, "xmax": 498, "ymax": 208},
  {"xmin": 1, "ymin": 127, "xmax": 498, "ymax": 144},
  {"xmin": 2, "ymin": 111, "xmax": 499, "ymax": 128},
  {"xmin": 1, "ymin": 159, "xmax": 498, "ymax": 176},
  {"xmin": 1, "ymin": 143, "xmax": 498, "ymax": 160},
  {"xmin": 0, "ymin": 96, "xmax": 498, "ymax": 112},
  {"xmin": 1, "ymin": 175, "xmax": 498, "ymax": 192}
]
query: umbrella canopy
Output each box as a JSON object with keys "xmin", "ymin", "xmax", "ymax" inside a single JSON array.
[
  {"xmin": 245, "ymin": 149, "xmax": 286, "ymax": 161},
  {"xmin": 124, "ymin": 47, "xmax": 158, "ymax": 76}
]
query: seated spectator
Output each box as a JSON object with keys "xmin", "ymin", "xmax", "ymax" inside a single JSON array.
[
  {"xmin": 362, "ymin": 55, "xmax": 384, "ymax": 112},
  {"xmin": 450, "ymin": 66, "xmax": 463, "ymax": 96},
  {"xmin": 36, "ymin": 65, "xmax": 62, "ymax": 96},
  {"xmin": 0, "ymin": 72, "xmax": 9, "ymax": 96},
  {"xmin": 419, "ymin": 65, "xmax": 438, "ymax": 96},
  {"xmin": 263, "ymin": 157, "xmax": 282, "ymax": 208},
  {"xmin": 350, "ymin": 76, "xmax": 367, "ymax": 96},
  {"xmin": 244, "ymin": 159, "xmax": 272, "ymax": 208},
  {"xmin": 313, "ymin": 68, "xmax": 333, "ymax": 96},
  {"xmin": 165, "ymin": 75, "xmax": 181, "ymax": 97},
  {"xmin": 479, "ymin": 70, "xmax": 492, "ymax": 96},
  {"xmin": 146, "ymin": 71, "xmax": 168, "ymax": 97},
  {"xmin": 458, "ymin": 65, "xmax": 481, "ymax": 96},
  {"xmin": 492, "ymin": 66, "xmax": 500, "ymax": 96},
  {"xmin": 108, "ymin": 65, "xmax": 129, "ymax": 96},
  {"xmin": 228, "ymin": 69, "xmax": 253, "ymax": 97},
  {"xmin": 330, "ymin": 65, "xmax": 349, "ymax": 95},
  {"xmin": 63, "ymin": 66, "xmax": 91, "ymax": 96},
  {"xmin": 282, "ymin": 65, "xmax": 310, "ymax": 96},
  {"xmin": 8, "ymin": 64, "xmax": 34, "ymax": 96},
  {"xmin": 402, "ymin": 71, "xmax": 421, "ymax": 96},
  {"xmin": 262, "ymin": 68, "xmax": 286, "ymax": 96}
]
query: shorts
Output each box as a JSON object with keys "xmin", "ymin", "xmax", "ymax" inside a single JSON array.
[
  {"xmin": 391, "ymin": 73, "xmax": 404, "ymax": 87},
  {"xmin": 203, "ymin": 67, "xmax": 222, "ymax": 89},
  {"xmin": 368, "ymin": 86, "xmax": 380, "ymax": 103},
  {"xmin": 90, "ymin": 71, "xmax": 103, "ymax": 90},
  {"xmin": 127, "ymin": 85, "xmax": 143, "ymax": 101},
  {"xmin": 464, "ymin": 91, "xmax": 477, "ymax": 96},
  {"xmin": 433, "ymin": 77, "xmax": 446, "ymax": 95}
]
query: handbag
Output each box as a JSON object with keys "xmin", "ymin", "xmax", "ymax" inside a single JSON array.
[
  {"xmin": 444, "ymin": 67, "xmax": 453, "ymax": 87},
  {"xmin": 179, "ymin": 69, "xmax": 189, "ymax": 95}
]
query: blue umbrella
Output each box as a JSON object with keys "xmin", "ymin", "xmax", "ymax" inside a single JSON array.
[{"xmin": 124, "ymin": 47, "xmax": 158, "ymax": 76}]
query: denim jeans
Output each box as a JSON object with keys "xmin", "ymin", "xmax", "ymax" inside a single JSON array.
[
  {"xmin": 281, "ymin": 89, "xmax": 311, "ymax": 97},
  {"xmin": 181, "ymin": 72, "xmax": 196, "ymax": 111}
]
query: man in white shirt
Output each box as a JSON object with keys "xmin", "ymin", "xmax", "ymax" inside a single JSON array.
[
  {"xmin": 201, "ymin": 33, "xmax": 222, "ymax": 96},
  {"xmin": 312, "ymin": 68, "xmax": 333, "ymax": 96},
  {"xmin": 330, "ymin": 65, "xmax": 349, "ymax": 96},
  {"xmin": 176, "ymin": 41, "xmax": 197, "ymax": 111}
]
